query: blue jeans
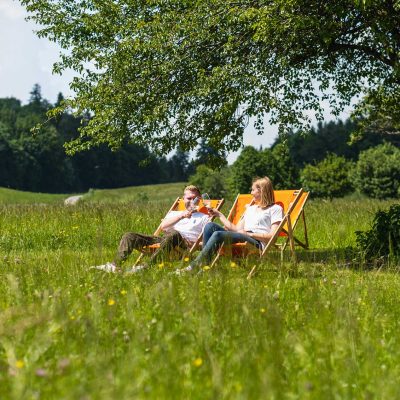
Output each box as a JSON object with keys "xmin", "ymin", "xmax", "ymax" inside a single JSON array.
[{"xmin": 191, "ymin": 222, "xmax": 261, "ymax": 268}]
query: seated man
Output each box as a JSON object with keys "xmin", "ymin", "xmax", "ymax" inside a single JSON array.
[{"xmin": 92, "ymin": 185, "xmax": 210, "ymax": 273}]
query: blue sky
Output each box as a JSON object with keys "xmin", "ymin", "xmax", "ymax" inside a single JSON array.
[{"xmin": 0, "ymin": 0, "xmax": 353, "ymax": 163}]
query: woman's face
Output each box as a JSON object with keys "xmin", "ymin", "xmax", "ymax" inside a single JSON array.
[{"xmin": 251, "ymin": 184, "xmax": 261, "ymax": 201}]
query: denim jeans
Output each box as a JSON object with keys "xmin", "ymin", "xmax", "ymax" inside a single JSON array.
[{"xmin": 191, "ymin": 222, "xmax": 261, "ymax": 268}]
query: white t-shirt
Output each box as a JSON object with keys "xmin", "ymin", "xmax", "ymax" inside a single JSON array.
[
  {"xmin": 243, "ymin": 204, "xmax": 283, "ymax": 236},
  {"xmin": 164, "ymin": 211, "xmax": 210, "ymax": 243}
]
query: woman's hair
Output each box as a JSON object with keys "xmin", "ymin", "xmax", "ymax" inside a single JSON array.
[{"xmin": 253, "ymin": 177, "xmax": 275, "ymax": 208}]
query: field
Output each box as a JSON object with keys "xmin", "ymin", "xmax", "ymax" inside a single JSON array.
[{"xmin": 0, "ymin": 184, "xmax": 399, "ymax": 399}]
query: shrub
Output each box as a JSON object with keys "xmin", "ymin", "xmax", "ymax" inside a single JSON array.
[
  {"xmin": 300, "ymin": 154, "xmax": 354, "ymax": 198},
  {"xmin": 355, "ymin": 204, "xmax": 400, "ymax": 261},
  {"xmin": 189, "ymin": 164, "xmax": 230, "ymax": 198},
  {"xmin": 352, "ymin": 142, "xmax": 400, "ymax": 199}
]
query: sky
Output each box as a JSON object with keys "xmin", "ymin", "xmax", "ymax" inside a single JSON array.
[{"xmin": 0, "ymin": 0, "xmax": 353, "ymax": 164}]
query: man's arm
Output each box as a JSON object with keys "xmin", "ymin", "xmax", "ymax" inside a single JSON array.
[{"xmin": 160, "ymin": 210, "xmax": 193, "ymax": 231}]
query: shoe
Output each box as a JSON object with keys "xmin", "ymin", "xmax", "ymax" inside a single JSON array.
[
  {"xmin": 125, "ymin": 264, "xmax": 149, "ymax": 274},
  {"xmin": 90, "ymin": 262, "xmax": 117, "ymax": 273},
  {"xmin": 173, "ymin": 265, "xmax": 200, "ymax": 276}
]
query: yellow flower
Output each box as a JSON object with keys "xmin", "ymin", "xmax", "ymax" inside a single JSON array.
[
  {"xmin": 260, "ymin": 308, "xmax": 266, "ymax": 313},
  {"xmin": 193, "ymin": 357, "xmax": 203, "ymax": 367},
  {"xmin": 16, "ymin": 360, "xmax": 24, "ymax": 369},
  {"xmin": 158, "ymin": 263, "xmax": 165, "ymax": 269},
  {"xmin": 108, "ymin": 299, "xmax": 116, "ymax": 306},
  {"xmin": 202, "ymin": 266, "xmax": 210, "ymax": 271},
  {"xmin": 230, "ymin": 261, "xmax": 237, "ymax": 268},
  {"xmin": 120, "ymin": 290, "xmax": 127, "ymax": 296},
  {"xmin": 184, "ymin": 257, "xmax": 190, "ymax": 262}
]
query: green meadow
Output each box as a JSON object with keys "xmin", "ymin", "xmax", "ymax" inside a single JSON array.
[{"xmin": 0, "ymin": 185, "xmax": 399, "ymax": 399}]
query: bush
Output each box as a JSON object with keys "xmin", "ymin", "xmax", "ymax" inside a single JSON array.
[
  {"xmin": 356, "ymin": 204, "xmax": 400, "ymax": 261},
  {"xmin": 352, "ymin": 142, "xmax": 400, "ymax": 199},
  {"xmin": 189, "ymin": 164, "xmax": 230, "ymax": 198},
  {"xmin": 300, "ymin": 154, "xmax": 354, "ymax": 198}
]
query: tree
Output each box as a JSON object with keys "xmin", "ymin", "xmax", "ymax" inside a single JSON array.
[
  {"xmin": 229, "ymin": 144, "xmax": 299, "ymax": 194},
  {"xmin": 194, "ymin": 138, "xmax": 227, "ymax": 167},
  {"xmin": 352, "ymin": 142, "xmax": 400, "ymax": 199},
  {"xmin": 0, "ymin": 90, "xmax": 189, "ymax": 193},
  {"xmin": 189, "ymin": 164, "xmax": 230, "ymax": 198},
  {"xmin": 21, "ymin": 0, "xmax": 400, "ymax": 156},
  {"xmin": 300, "ymin": 154, "xmax": 354, "ymax": 198},
  {"xmin": 275, "ymin": 119, "xmax": 400, "ymax": 168}
]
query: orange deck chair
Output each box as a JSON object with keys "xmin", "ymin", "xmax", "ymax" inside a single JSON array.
[
  {"xmin": 133, "ymin": 196, "xmax": 225, "ymax": 267},
  {"xmin": 210, "ymin": 189, "xmax": 309, "ymax": 269}
]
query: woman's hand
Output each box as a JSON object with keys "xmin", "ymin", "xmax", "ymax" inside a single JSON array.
[{"xmin": 207, "ymin": 207, "xmax": 222, "ymax": 218}]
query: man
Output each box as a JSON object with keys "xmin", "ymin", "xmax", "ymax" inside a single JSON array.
[{"xmin": 92, "ymin": 185, "xmax": 209, "ymax": 273}]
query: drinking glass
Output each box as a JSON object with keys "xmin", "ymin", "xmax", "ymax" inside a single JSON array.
[
  {"xmin": 202, "ymin": 193, "xmax": 211, "ymax": 209},
  {"xmin": 190, "ymin": 196, "xmax": 200, "ymax": 211}
]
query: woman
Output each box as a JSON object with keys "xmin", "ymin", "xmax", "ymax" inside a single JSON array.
[{"xmin": 181, "ymin": 176, "xmax": 283, "ymax": 272}]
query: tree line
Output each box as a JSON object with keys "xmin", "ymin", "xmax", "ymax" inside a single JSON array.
[
  {"xmin": 0, "ymin": 85, "xmax": 196, "ymax": 193},
  {"xmin": 1, "ymin": 85, "xmax": 399, "ymax": 196},
  {"xmin": 191, "ymin": 120, "xmax": 400, "ymax": 200}
]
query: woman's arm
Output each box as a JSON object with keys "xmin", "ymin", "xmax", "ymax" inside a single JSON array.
[
  {"xmin": 245, "ymin": 222, "xmax": 281, "ymax": 242},
  {"xmin": 208, "ymin": 208, "xmax": 242, "ymax": 231}
]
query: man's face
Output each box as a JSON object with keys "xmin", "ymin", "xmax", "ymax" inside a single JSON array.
[{"xmin": 183, "ymin": 190, "xmax": 199, "ymax": 210}]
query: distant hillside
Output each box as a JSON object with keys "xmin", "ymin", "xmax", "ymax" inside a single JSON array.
[{"xmin": 0, "ymin": 182, "xmax": 186, "ymax": 205}]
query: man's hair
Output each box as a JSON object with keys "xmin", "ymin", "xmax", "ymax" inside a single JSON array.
[{"xmin": 184, "ymin": 185, "xmax": 201, "ymax": 197}]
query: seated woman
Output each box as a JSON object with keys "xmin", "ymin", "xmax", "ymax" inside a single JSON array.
[{"xmin": 180, "ymin": 176, "xmax": 283, "ymax": 273}]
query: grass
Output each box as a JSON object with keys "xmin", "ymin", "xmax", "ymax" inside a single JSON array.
[
  {"xmin": 0, "ymin": 187, "xmax": 65, "ymax": 205},
  {"xmin": 0, "ymin": 184, "xmax": 399, "ymax": 399}
]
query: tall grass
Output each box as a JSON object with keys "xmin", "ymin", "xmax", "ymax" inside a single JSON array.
[{"xmin": 0, "ymin": 192, "xmax": 399, "ymax": 399}]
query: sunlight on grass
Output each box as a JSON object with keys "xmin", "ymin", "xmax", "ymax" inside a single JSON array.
[{"xmin": 0, "ymin": 191, "xmax": 399, "ymax": 399}]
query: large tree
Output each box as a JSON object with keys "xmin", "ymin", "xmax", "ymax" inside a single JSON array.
[{"xmin": 21, "ymin": 0, "xmax": 400, "ymax": 155}]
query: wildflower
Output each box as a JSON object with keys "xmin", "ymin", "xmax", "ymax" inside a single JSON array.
[
  {"xmin": 184, "ymin": 257, "xmax": 190, "ymax": 262},
  {"xmin": 120, "ymin": 289, "xmax": 127, "ymax": 296},
  {"xmin": 260, "ymin": 308, "xmax": 266, "ymax": 313},
  {"xmin": 58, "ymin": 358, "xmax": 70, "ymax": 370},
  {"xmin": 193, "ymin": 357, "xmax": 203, "ymax": 367},
  {"xmin": 108, "ymin": 299, "xmax": 116, "ymax": 306},
  {"xmin": 35, "ymin": 368, "xmax": 48, "ymax": 377},
  {"xmin": 16, "ymin": 360, "xmax": 24, "ymax": 369},
  {"xmin": 202, "ymin": 265, "xmax": 210, "ymax": 271},
  {"xmin": 230, "ymin": 261, "xmax": 237, "ymax": 268},
  {"xmin": 158, "ymin": 263, "xmax": 165, "ymax": 269}
]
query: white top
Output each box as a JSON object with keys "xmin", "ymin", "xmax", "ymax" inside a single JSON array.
[
  {"xmin": 243, "ymin": 204, "xmax": 283, "ymax": 236},
  {"xmin": 164, "ymin": 211, "xmax": 210, "ymax": 243}
]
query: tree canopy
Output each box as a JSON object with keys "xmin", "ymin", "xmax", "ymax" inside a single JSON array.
[{"xmin": 21, "ymin": 0, "xmax": 400, "ymax": 155}]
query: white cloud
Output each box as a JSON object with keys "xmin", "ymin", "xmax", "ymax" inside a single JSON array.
[{"xmin": 0, "ymin": 0, "xmax": 26, "ymax": 20}]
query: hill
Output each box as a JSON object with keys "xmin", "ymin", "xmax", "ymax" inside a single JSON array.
[{"xmin": 0, "ymin": 182, "xmax": 187, "ymax": 205}]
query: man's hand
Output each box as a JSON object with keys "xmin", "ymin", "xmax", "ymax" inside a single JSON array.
[{"xmin": 181, "ymin": 210, "xmax": 193, "ymax": 219}]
